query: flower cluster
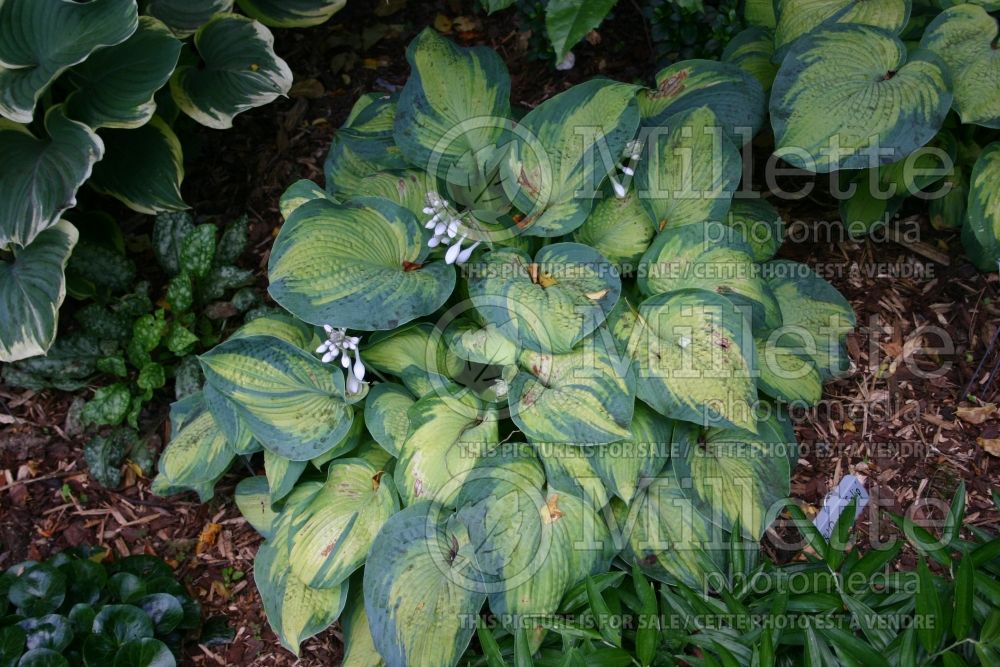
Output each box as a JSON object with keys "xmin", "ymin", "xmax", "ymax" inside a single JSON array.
[
  {"xmin": 423, "ymin": 191, "xmax": 481, "ymax": 265},
  {"xmin": 316, "ymin": 325, "xmax": 366, "ymax": 394},
  {"xmin": 608, "ymin": 139, "xmax": 643, "ymax": 198}
]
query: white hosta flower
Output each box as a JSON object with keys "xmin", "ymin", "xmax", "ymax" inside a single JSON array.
[
  {"xmin": 423, "ymin": 191, "xmax": 481, "ymax": 265},
  {"xmin": 678, "ymin": 335, "xmax": 691, "ymax": 349},
  {"xmin": 317, "ymin": 325, "xmax": 366, "ymax": 394},
  {"xmin": 608, "ymin": 139, "xmax": 643, "ymax": 198}
]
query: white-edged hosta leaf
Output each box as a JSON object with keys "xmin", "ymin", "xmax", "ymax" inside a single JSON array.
[
  {"xmin": 364, "ymin": 383, "xmax": 415, "ymax": 457},
  {"xmin": 773, "ymin": 0, "xmax": 911, "ymax": 57},
  {"xmin": 611, "ymin": 292, "xmax": 758, "ymax": 432},
  {"xmin": 961, "ymin": 142, "xmax": 1000, "ymax": 271},
  {"xmin": 279, "ymin": 179, "xmax": 337, "ymax": 219},
  {"xmin": 920, "ymin": 4, "xmax": 1000, "ymax": 129},
  {"xmin": 723, "ymin": 199, "xmax": 785, "ymax": 262},
  {"xmin": 145, "ymin": 0, "xmax": 235, "ymax": 37},
  {"xmin": 502, "ymin": 79, "xmax": 639, "ymax": 236},
  {"xmin": 0, "ymin": 220, "xmax": 78, "ymax": 362},
  {"xmin": 770, "ymin": 24, "xmax": 952, "ymax": 173},
  {"xmin": 64, "ymin": 16, "xmax": 182, "ymax": 129},
  {"xmin": 590, "ymin": 401, "xmax": 673, "ymax": 504},
  {"xmin": 200, "ymin": 334, "xmax": 354, "ymax": 461},
  {"xmin": 151, "ymin": 404, "xmax": 235, "ymax": 502},
  {"xmin": 170, "ymin": 13, "xmax": 292, "ymax": 129},
  {"xmin": 467, "ymin": 243, "xmax": 622, "ymax": 354},
  {"xmin": 509, "ymin": 330, "xmax": 635, "ymax": 445},
  {"xmin": 0, "ymin": 106, "xmax": 103, "ymax": 248},
  {"xmin": 235, "ymin": 0, "xmax": 346, "ymax": 28},
  {"xmin": 289, "ymin": 459, "xmax": 399, "ymax": 589},
  {"xmin": 572, "ymin": 188, "xmax": 656, "ymax": 271},
  {"xmin": 721, "ymin": 26, "xmax": 778, "ymax": 92},
  {"xmin": 268, "ymin": 197, "xmax": 456, "ymax": 331},
  {"xmin": 544, "ymin": 0, "xmax": 617, "ymax": 60},
  {"xmin": 265, "ymin": 450, "xmax": 307, "ymax": 503},
  {"xmin": 88, "ymin": 116, "xmax": 187, "ymax": 214},
  {"xmin": 0, "ymin": 0, "xmax": 139, "ymax": 123},
  {"xmin": 635, "ymin": 106, "xmax": 742, "ymax": 231},
  {"xmin": 394, "ymin": 28, "xmax": 510, "ymax": 182},
  {"xmin": 638, "ymin": 59, "xmax": 767, "ymax": 141}
]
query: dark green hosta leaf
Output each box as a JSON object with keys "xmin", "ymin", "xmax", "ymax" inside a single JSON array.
[
  {"xmin": 0, "ymin": 219, "xmax": 77, "ymax": 362},
  {"xmin": 544, "ymin": 0, "xmax": 617, "ymax": 59},
  {"xmin": 502, "ymin": 79, "xmax": 639, "ymax": 236},
  {"xmin": 89, "ymin": 117, "xmax": 187, "ymax": 214},
  {"xmin": 572, "ymin": 188, "xmax": 656, "ymax": 271},
  {"xmin": 268, "ymin": 197, "xmax": 456, "ymax": 331},
  {"xmin": 962, "ymin": 142, "xmax": 1000, "ymax": 271},
  {"xmin": 773, "ymin": 0, "xmax": 911, "ymax": 57},
  {"xmin": 0, "ymin": 108, "xmax": 101, "ymax": 248},
  {"xmin": 202, "ymin": 382, "xmax": 256, "ymax": 455},
  {"xmin": 152, "ymin": 212, "xmax": 194, "ymax": 276},
  {"xmin": 467, "ymin": 243, "xmax": 622, "ymax": 354},
  {"xmin": 151, "ymin": 401, "xmax": 235, "ymax": 501},
  {"xmin": 394, "ymin": 28, "xmax": 511, "ymax": 182},
  {"xmin": 179, "ymin": 225, "xmax": 216, "ymax": 279},
  {"xmin": 200, "ymin": 334, "xmax": 354, "ymax": 460},
  {"xmin": 364, "ymin": 382, "xmax": 415, "ymax": 457},
  {"xmin": 638, "ymin": 59, "xmax": 767, "ymax": 141},
  {"xmin": 64, "ymin": 16, "xmax": 182, "ymax": 129},
  {"xmin": 83, "ymin": 383, "xmax": 132, "ymax": 427},
  {"xmin": 721, "ymin": 26, "xmax": 777, "ymax": 93},
  {"xmin": 770, "ymin": 24, "xmax": 952, "ymax": 173},
  {"xmin": 590, "ymin": 401, "xmax": 673, "ymax": 504},
  {"xmin": 146, "ymin": 0, "xmax": 235, "ymax": 37},
  {"xmin": 9, "ymin": 564, "xmax": 66, "ymax": 616},
  {"xmin": 921, "ymin": 4, "xmax": 1000, "ymax": 129},
  {"xmin": 170, "ymin": 14, "xmax": 292, "ymax": 129},
  {"xmin": 0, "ymin": 0, "xmax": 138, "ymax": 123},
  {"xmin": 113, "ymin": 638, "xmax": 175, "ymax": 667},
  {"xmin": 235, "ymin": 0, "xmax": 346, "ymax": 28},
  {"xmin": 84, "ymin": 428, "xmax": 138, "ymax": 488}
]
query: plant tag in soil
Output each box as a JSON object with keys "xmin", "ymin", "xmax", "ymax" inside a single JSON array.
[{"xmin": 814, "ymin": 474, "xmax": 869, "ymax": 540}]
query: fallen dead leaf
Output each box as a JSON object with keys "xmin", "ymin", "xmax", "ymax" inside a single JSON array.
[
  {"xmin": 978, "ymin": 437, "xmax": 1000, "ymax": 457},
  {"xmin": 196, "ymin": 522, "xmax": 222, "ymax": 555},
  {"xmin": 957, "ymin": 403, "xmax": 998, "ymax": 425},
  {"xmin": 434, "ymin": 14, "xmax": 452, "ymax": 33}
]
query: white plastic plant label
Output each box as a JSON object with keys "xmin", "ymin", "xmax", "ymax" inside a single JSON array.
[{"xmin": 813, "ymin": 474, "xmax": 869, "ymax": 540}]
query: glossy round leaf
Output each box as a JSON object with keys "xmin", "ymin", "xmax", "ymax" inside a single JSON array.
[
  {"xmin": 961, "ymin": 142, "xmax": 1000, "ymax": 271},
  {"xmin": 135, "ymin": 594, "xmax": 183, "ymax": 634},
  {"xmin": 16, "ymin": 648, "xmax": 68, "ymax": 667},
  {"xmin": 112, "ymin": 638, "xmax": 175, "ymax": 667},
  {"xmin": 92, "ymin": 605, "xmax": 155, "ymax": 646},
  {"xmin": 234, "ymin": 0, "xmax": 346, "ymax": 28}
]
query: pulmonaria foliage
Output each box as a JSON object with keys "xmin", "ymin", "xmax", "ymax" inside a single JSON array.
[{"xmin": 153, "ymin": 28, "xmax": 858, "ymax": 665}]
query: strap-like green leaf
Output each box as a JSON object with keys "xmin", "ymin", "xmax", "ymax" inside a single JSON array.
[
  {"xmin": 235, "ymin": 0, "xmax": 346, "ymax": 28},
  {"xmin": 544, "ymin": 0, "xmax": 617, "ymax": 60}
]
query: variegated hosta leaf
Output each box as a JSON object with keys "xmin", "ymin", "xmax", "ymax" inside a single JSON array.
[
  {"xmin": 146, "ymin": 0, "xmax": 235, "ymax": 37},
  {"xmin": 170, "ymin": 14, "xmax": 292, "ymax": 129},
  {"xmin": 773, "ymin": 0, "xmax": 911, "ymax": 57},
  {"xmin": 394, "ymin": 389, "xmax": 499, "ymax": 507},
  {"xmin": 613, "ymin": 472, "xmax": 726, "ymax": 587},
  {"xmin": 64, "ymin": 16, "xmax": 182, "ymax": 129},
  {"xmin": 962, "ymin": 142, "xmax": 1000, "ymax": 271},
  {"xmin": 672, "ymin": 415, "xmax": 791, "ymax": 540},
  {"xmin": 234, "ymin": 476, "xmax": 278, "ymax": 539},
  {"xmin": 394, "ymin": 28, "xmax": 511, "ymax": 182},
  {"xmin": 228, "ymin": 312, "xmax": 319, "ymax": 349},
  {"xmin": 467, "ymin": 243, "xmax": 622, "ymax": 354},
  {"xmin": 202, "ymin": 382, "xmax": 257, "ymax": 454},
  {"xmin": 0, "ymin": 0, "xmax": 139, "ymax": 123},
  {"xmin": 289, "ymin": 459, "xmax": 399, "ymax": 589},
  {"xmin": 0, "ymin": 220, "xmax": 78, "ymax": 362},
  {"xmin": 572, "ymin": 188, "xmax": 656, "ymax": 271},
  {"xmin": 770, "ymin": 25, "xmax": 952, "ymax": 173},
  {"xmin": 724, "ymin": 199, "xmax": 785, "ymax": 262},
  {"xmin": 88, "ymin": 116, "xmax": 188, "ymax": 214},
  {"xmin": 590, "ymin": 401, "xmax": 673, "ymax": 504},
  {"xmin": 200, "ymin": 334, "xmax": 355, "ymax": 461},
  {"xmin": 508, "ymin": 330, "xmax": 635, "ymax": 445},
  {"xmin": 325, "ymin": 93, "xmax": 409, "ymax": 196},
  {"xmin": 265, "ymin": 450, "xmax": 307, "ymax": 502},
  {"xmin": 364, "ymin": 383, "xmax": 415, "ymax": 457},
  {"xmin": 502, "ymin": 79, "xmax": 640, "ymax": 236},
  {"xmin": 636, "ymin": 106, "xmax": 742, "ymax": 232},
  {"xmin": 721, "ymin": 27, "xmax": 778, "ymax": 93},
  {"xmin": 638, "ymin": 221, "xmax": 782, "ymax": 332},
  {"xmin": 364, "ymin": 502, "xmax": 486, "ymax": 667},
  {"xmin": 930, "ymin": 165, "xmax": 968, "ymax": 231},
  {"xmin": 838, "ymin": 169, "xmax": 904, "ymax": 237},
  {"xmin": 341, "ymin": 582, "xmax": 385, "ymax": 667},
  {"xmin": 268, "ymin": 197, "xmax": 456, "ymax": 331},
  {"xmin": 363, "ymin": 323, "xmax": 457, "ymax": 398},
  {"xmin": 151, "ymin": 399, "xmax": 236, "ymax": 502},
  {"xmin": 612, "ymin": 292, "xmax": 758, "ymax": 432},
  {"xmin": 235, "ymin": 0, "xmax": 346, "ymax": 28},
  {"xmin": 745, "ymin": 0, "xmax": 776, "ymax": 28},
  {"xmin": 763, "ymin": 259, "xmax": 857, "ymax": 379},
  {"xmin": 638, "ymin": 60, "xmax": 767, "ymax": 141},
  {"xmin": 278, "ymin": 179, "xmax": 336, "ymax": 219},
  {"xmin": 443, "ymin": 320, "xmax": 520, "ymax": 368},
  {"xmin": 534, "ymin": 442, "xmax": 610, "ymax": 508},
  {"xmin": 756, "ymin": 340, "xmax": 823, "ymax": 406},
  {"xmin": 0, "ymin": 107, "xmax": 103, "ymax": 248},
  {"xmin": 920, "ymin": 4, "xmax": 1000, "ymax": 129},
  {"xmin": 350, "ymin": 170, "xmax": 433, "ymax": 219}
]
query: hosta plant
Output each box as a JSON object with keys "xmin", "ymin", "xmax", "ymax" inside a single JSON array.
[
  {"xmin": 153, "ymin": 28, "xmax": 858, "ymax": 664},
  {"xmin": 0, "ymin": 0, "xmax": 347, "ymax": 362}
]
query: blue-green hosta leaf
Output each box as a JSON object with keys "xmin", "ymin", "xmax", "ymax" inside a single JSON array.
[
  {"xmin": 773, "ymin": 0, "xmax": 911, "ymax": 57},
  {"xmin": 235, "ymin": 0, "xmax": 346, "ymax": 28},
  {"xmin": 325, "ymin": 93, "xmax": 409, "ymax": 196},
  {"xmin": 722, "ymin": 27, "xmax": 778, "ymax": 92},
  {"xmin": 572, "ymin": 188, "xmax": 656, "ymax": 271},
  {"xmin": 636, "ymin": 106, "xmax": 742, "ymax": 231},
  {"xmin": 544, "ymin": 0, "xmax": 618, "ymax": 60},
  {"xmin": 170, "ymin": 14, "xmax": 292, "ymax": 129},
  {"xmin": 289, "ymin": 459, "xmax": 399, "ymax": 589},
  {"xmin": 962, "ymin": 142, "xmax": 1000, "ymax": 271},
  {"xmin": 363, "ymin": 502, "xmax": 486, "ymax": 667},
  {"xmin": 534, "ymin": 442, "xmax": 609, "ymax": 508},
  {"xmin": 467, "ymin": 243, "xmax": 622, "ymax": 354},
  {"xmin": 611, "ymin": 292, "xmax": 758, "ymax": 432},
  {"xmin": 920, "ymin": 5, "xmax": 1000, "ymax": 129},
  {"xmin": 0, "ymin": 0, "xmax": 139, "ymax": 123},
  {"xmin": 724, "ymin": 199, "xmax": 785, "ymax": 262},
  {"xmin": 268, "ymin": 197, "xmax": 456, "ymax": 331},
  {"xmin": 590, "ymin": 401, "xmax": 673, "ymax": 504},
  {"xmin": 502, "ymin": 79, "xmax": 639, "ymax": 236},
  {"xmin": 279, "ymin": 179, "xmax": 336, "ymax": 219},
  {"xmin": 763, "ymin": 259, "xmax": 856, "ymax": 379},
  {"xmin": 638, "ymin": 60, "xmax": 767, "ymax": 141},
  {"xmin": 0, "ymin": 107, "xmax": 103, "ymax": 248},
  {"xmin": 0, "ymin": 220, "xmax": 78, "ymax": 362},
  {"xmin": 672, "ymin": 415, "xmax": 791, "ymax": 540},
  {"xmin": 770, "ymin": 25, "xmax": 952, "ymax": 173},
  {"xmin": 341, "ymin": 584, "xmax": 384, "ymax": 667},
  {"xmin": 638, "ymin": 221, "xmax": 782, "ymax": 332},
  {"xmin": 509, "ymin": 330, "xmax": 635, "ymax": 445},
  {"xmin": 64, "ymin": 17, "xmax": 182, "ymax": 129},
  {"xmin": 234, "ymin": 476, "xmax": 278, "ymax": 539},
  {"xmin": 145, "ymin": 0, "xmax": 234, "ymax": 37},
  {"xmin": 364, "ymin": 382, "xmax": 415, "ymax": 457},
  {"xmin": 363, "ymin": 323, "xmax": 456, "ymax": 397},
  {"xmin": 200, "ymin": 334, "xmax": 354, "ymax": 461},
  {"xmin": 151, "ymin": 405, "xmax": 235, "ymax": 501},
  {"xmin": 394, "ymin": 28, "xmax": 511, "ymax": 182},
  {"xmin": 228, "ymin": 312, "xmax": 319, "ymax": 350},
  {"xmin": 88, "ymin": 116, "xmax": 187, "ymax": 213},
  {"xmin": 756, "ymin": 340, "xmax": 823, "ymax": 405}
]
